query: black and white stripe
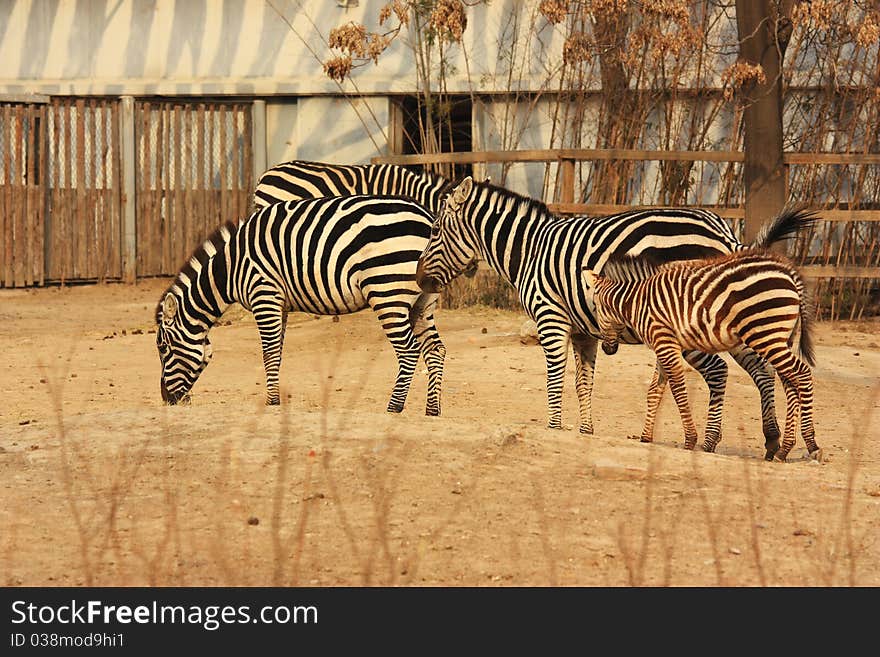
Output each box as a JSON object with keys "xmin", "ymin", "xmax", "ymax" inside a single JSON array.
[
  {"xmin": 416, "ymin": 176, "xmax": 785, "ymax": 442},
  {"xmin": 156, "ymin": 195, "xmax": 446, "ymax": 415},
  {"xmin": 254, "ymin": 160, "xmax": 450, "ymax": 213},
  {"xmin": 582, "ymin": 209, "xmax": 819, "ymax": 462}
]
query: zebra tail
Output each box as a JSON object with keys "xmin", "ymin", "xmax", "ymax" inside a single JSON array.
[
  {"xmin": 793, "ymin": 288, "xmax": 817, "ymax": 368},
  {"xmin": 752, "ymin": 206, "xmax": 819, "ymax": 249}
]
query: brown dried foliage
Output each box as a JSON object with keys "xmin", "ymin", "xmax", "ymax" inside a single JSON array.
[
  {"xmin": 539, "ymin": 0, "xmax": 568, "ymax": 24},
  {"xmin": 430, "ymin": 0, "xmax": 468, "ymax": 42}
]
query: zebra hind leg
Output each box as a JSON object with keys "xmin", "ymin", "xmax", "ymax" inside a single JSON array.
[
  {"xmin": 730, "ymin": 345, "xmax": 781, "ymax": 458},
  {"xmin": 411, "ymin": 293, "xmax": 446, "ymax": 416},
  {"xmin": 683, "ymin": 351, "xmax": 728, "ymax": 453},
  {"xmin": 771, "ymin": 354, "xmax": 820, "ymax": 463}
]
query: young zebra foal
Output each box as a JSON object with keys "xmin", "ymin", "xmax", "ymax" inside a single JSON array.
[{"xmin": 583, "ymin": 231, "xmax": 820, "ymax": 462}]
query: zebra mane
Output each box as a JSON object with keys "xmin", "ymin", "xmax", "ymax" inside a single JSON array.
[
  {"xmin": 156, "ymin": 219, "xmax": 240, "ymax": 318},
  {"xmin": 469, "ymin": 178, "xmax": 558, "ymax": 221},
  {"xmin": 599, "ymin": 253, "xmax": 668, "ymax": 283},
  {"xmin": 415, "ymin": 166, "xmax": 451, "ymax": 188}
]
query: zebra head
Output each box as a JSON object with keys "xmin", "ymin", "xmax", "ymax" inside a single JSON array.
[
  {"xmin": 155, "ymin": 291, "xmax": 214, "ymax": 405},
  {"xmin": 582, "ymin": 269, "xmax": 625, "ymax": 356},
  {"xmin": 416, "ymin": 176, "xmax": 480, "ymax": 293}
]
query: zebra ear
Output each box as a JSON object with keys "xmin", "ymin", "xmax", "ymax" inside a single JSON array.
[
  {"xmin": 162, "ymin": 293, "xmax": 179, "ymax": 325},
  {"xmin": 448, "ymin": 176, "xmax": 473, "ymax": 209},
  {"xmin": 582, "ymin": 269, "xmax": 600, "ymax": 290}
]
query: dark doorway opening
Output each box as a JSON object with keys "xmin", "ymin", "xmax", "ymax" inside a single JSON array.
[{"xmin": 394, "ymin": 94, "xmax": 472, "ymax": 180}]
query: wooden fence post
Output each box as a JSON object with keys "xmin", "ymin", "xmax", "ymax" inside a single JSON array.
[
  {"xmin": 121, "ymin": 96, "xmax": 137, "ymax": 283},
  {"xmin": 251, "ymin": 100, "xmax": 267, "ymax": 192},
  {"xmin": 559, "ymin": 158, "xmax": 575, "ymax": 204}
]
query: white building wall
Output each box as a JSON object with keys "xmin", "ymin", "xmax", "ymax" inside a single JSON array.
[
  {"xmin": 0, "ymin": 0, "xmax": 570, "ymax": 96},
  {"xmin": 295, "ymin": 96, "xmax": 390, "ymax": 164}
]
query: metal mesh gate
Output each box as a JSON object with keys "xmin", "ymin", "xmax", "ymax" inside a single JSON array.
[{"xmin": 136, "ymin": 101, "xmax": 253, "ymax": 276}]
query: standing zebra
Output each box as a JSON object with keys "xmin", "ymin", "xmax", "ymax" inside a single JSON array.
[
  {"xmin": 254, "ymin": 160, "xmax": 451, "ymax": 213},
  {"xmin": 417, "ymin": 176, "xmax": 788, "ymax": 450},
  {"xmin": 582, "ymin": 210, "xmax": 819, "ymax": 462},
  {"xmin": 155, "ymin": 195, "xmax": 446, "ymax": 415}
]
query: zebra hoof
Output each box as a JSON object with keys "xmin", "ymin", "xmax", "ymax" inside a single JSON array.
[
  {"xmin": 425, "ymin": 408, "xmax": 441, "ymax": 417},
  {"xmin": 578, "ymin": 427, "xmax": 593, "ymax": 436},
  {"xmin": 702, "ymin": 442, "xmax": 717, "ymax": 453},
  {"xmin": 637, "ymin": 436, "xmax": 652, "ymax": 443},
  {"xmin": 265, "ymin": 398, "xmax": 280, "ymax": 406},
  {"xmin": 387, "ymin": 404, "xmax": 405, "ymax": 414},
  {"xmin": 809, "ymin": 447, "xmax": 824, "ymax": 463},
  {"xmin": 764, "ymin": 440, "xmax": 780, "ymax": 461},
  {"xmin": 684, "ymin": 440, "xmax": 697, "ymax": 451}
]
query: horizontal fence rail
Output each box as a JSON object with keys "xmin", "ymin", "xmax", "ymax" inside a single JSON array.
[{"xmin": 373, "ymin": 149, "xmax": 880, "ymax": 286}]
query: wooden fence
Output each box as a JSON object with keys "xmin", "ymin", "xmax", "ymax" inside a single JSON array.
[
  {"xmin": 136, "ymin": 101, "xmax": 253, "ymax": 277},
  {"xmin": 373, "ymin": 149, "xmax": 880, "ymax": 284},
  {"xmin": 46, "ymin": 98, "xmax": 124, "ymax": 283},
  {"xmin": 0, "ymin": 97, "xmax": 254, "ymax": 287},
  {"xmin": 0, "ymin": 101, "xmax": 46, "ymax": 287}
]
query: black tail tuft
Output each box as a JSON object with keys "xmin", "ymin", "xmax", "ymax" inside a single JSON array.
[
  {"xmin": 798, "ymin": 297, "xmax": 817, "ymax": 368},
  {"xmin": 752, "ymin": 205, "xmax": 820, "ymax": 248}
]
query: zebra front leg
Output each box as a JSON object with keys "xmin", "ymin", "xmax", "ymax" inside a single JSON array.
[
  {"xmin": 639, "ymin": 362, "xmax": 667, "ymax": 443},
  {"xmin": 730, "ymin": 345, "xmax": 781, "ymax": 456},
  {"xmin": 374, "ymin": 305, "xmax": 421, "ymax": 413},
  {"xmin": 571, "ymin": 333, "xmax": 598, "ymax": 435},
  {"xmin": 280, "ymin": 309, "xmax": 289, "ymax": 352},
  {"xmin": 537, "ymin": 319, "xmax": 571, "ymax": 430},
  {"xmin": 654, "ymin": 341, "xmax": 699, "ymax": 450},
  {"xmin": 683, "ymin": 351, "xmax": 728, "ymax": 453},
  {"xmin": 411, "ymin": 294, "xmax": 446, "ymax": 416},
  {"xmin": 252, "ymin": 293, "xmax": 287, "ymax": 406}
]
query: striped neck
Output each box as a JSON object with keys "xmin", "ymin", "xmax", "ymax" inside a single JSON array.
[
  {"xmin": 166, "ymin": 221, "xmax": 239, "ymax": 330},
  {"xmin": 461, "ymin": 182, "xmax": 557, "ymax": 289}
]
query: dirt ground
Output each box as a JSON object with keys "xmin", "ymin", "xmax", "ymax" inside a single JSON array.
[{"xmin": 1, "ymin": 279, "xmax": 878, "ymax": 586}]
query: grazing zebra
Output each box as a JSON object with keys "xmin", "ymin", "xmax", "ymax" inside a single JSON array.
[
  {"xmin": 155, "ymin": 196, "xmax": 446, "ymax": 415},
  {"xmin": 582, "ymin": 210, "xmax": 819, "ymax": 462},
  {"xmin": 416, "ymin": 176, "xmax": 791, "ymax": 448},
  {"xmin": 254, "ymin": 160, "xmax": 451, "ymax": 213}
]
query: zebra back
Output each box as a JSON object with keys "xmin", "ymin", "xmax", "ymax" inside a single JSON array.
[{"xmin": 253, "ymin": 160, "xmax": 449, "ymax": 213}]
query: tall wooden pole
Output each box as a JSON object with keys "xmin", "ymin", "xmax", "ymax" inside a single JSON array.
[{"xmin": 735, "ymin": 0, "xmax": 795, "ymax": 241}]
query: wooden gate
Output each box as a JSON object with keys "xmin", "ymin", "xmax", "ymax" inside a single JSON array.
[
  {"xmin": 0, "ymin": 98, "xmax": 123, "ymax": 288},
  {"xmin": 45, "ymin": 98, "xmax": 123, "ymax": 283},
  {"xmin": 0, "ymin": 102, "xmax": 46, "ymax": 287},
  {"xmin": 136, "ymin": 101, "xmax": 253, "ymax": 276}
]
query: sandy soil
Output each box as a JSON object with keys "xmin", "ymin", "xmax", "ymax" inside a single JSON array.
[{"xmin": 1, "ymin": 279, "xmax": 878, "ymax": 586}]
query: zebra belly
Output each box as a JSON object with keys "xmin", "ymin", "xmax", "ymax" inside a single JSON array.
[
  {"xmin": 670, "ymin": 314, "xmax": 738, "ymax": 354},
  {"xmin": 281, "ymin": 278, "xmax": 368, "ymax": 315}
]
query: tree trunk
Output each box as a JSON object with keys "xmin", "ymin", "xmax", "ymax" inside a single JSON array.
[
  {"xmin": 592, "ymin": 11, "xmax": 638, "ymax": 204},
  {"xmin": 735, "ymin": 0, "xmax": 796, "ymax": 241}
]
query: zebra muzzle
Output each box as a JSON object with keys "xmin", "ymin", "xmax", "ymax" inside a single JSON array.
[
  {"xmin": 416, "ymin": 261, "xmax": 443, "ymax": 293},
  {"xmin": 602, "ymin": 341, "xmax": 619, "ymax": 355}
]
